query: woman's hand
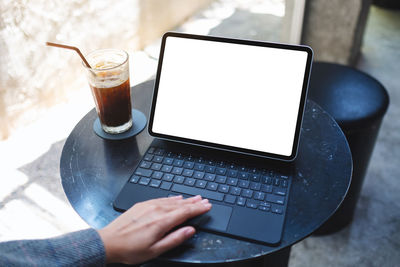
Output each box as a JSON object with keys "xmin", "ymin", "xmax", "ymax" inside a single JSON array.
[{"xmin": 98, "ymin": 195, "xmax": 211, "ymax": 264}]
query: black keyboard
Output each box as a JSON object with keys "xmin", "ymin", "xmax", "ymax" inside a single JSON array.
[{"xmin": 129, "ymin": 146, "xmax": 290, "ymax": 215}]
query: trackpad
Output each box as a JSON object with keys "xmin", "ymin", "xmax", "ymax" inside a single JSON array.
[{"xmin": 189, "ymin": 203, "xmax": 232, "ymax": 232}]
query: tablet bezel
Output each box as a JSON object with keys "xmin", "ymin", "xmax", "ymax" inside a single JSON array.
[{"xmin": 148, "ymin": 32, "xmax": 313, "ymax": 161}]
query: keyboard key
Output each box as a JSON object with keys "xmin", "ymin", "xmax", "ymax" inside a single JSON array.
[
  {"xmin": 183, "ymin": 161, "xmax": 194, "ymax": 169},
  {"xmin": 194, "ymin": 163, "xmax": 205, "ymax": 171},
  {"xmin": 271, "ymin": 205, "xmax": 283, "ymax": 214},
  {"xmin": 171, "ymin": 184, "xmax": 224, "ymax": 201},
  {"xmin": 218, "ymin": 184, "xmax": 230, "ymax": 193},
  {"xmin": 228, "ymin": 163, "xmax": 237, "ymax": 169},
  {"xmin": 227, "ymin": 178, "xmax": 238, "ymax": 186},
  {"xmin": 274, "ymin": 187, "xmax": 287, "ymax": 196},
  {"xmin": 195, "ymin": 180, "xmax": 207, "ymax": 189},
  {"xmin": 150, "ymin": 163, "xmax": 162, "ymax": 171},
  {"xmin": 144, "ymin": 154, "xmax": 153, "ymax": 161},
  {"xmin": 249, "ymin": 182, "xmax": 261, "ymax": 191},
  {"xmin": 176, "ymin": 154, "xmax": 184, "ymax": 160},
  {"xmin": 130, "ymin": 175, "xmax": 140, "ymax": 183},
  {"xmin": 216, "ymin": 168, "xmax": 226, "ymax": 175},
  {"xmin": 135, "ymin": 168, "xmax": 152, "ymax": 177},
  {"xmin": 281, "ymin": 180, "xmax": 288, "ymax": 188},
  {"xmin": 266, "ymin": 194, "xmax": 285, "ymax": 205},
  {"xmin": 182, "ymin": 169, "xmax": 194, "ymax": 177},
  {"xmin": 153, "ymin": 156, "xmax": 164, "ymax": 163},
  {"xmin": 242, "ymin": 189, "xmax": 253, "ymax": 198},
  {"xmin": 274, "ymin": 178, "xmax": 280, "ymax": 186},
  {"xmin": 216, "ymin": 175, "xmax": 227, "ymax": 184},
  {"xmin": 238, "ymin": 180, "xmax": 250, "ymax": 188},
  {"xmin": 266, "ymin": 170, "xmax": 275, "ymax": 177},
  {"xmin": 258, "ymin": 205, "xmax": 270, "ymax": 212},
  {"xmin": 227, "ymin": 170, "xmax": 238, "ymax": 177},
  {"xmin": 206, "ymin": 159, "xmax": 215, "ymax": 165},
  {"xmin": 163, "ymin": 157, "xmax": 174, "ymax": 165},
  {"xmin": 216, "ymin": 161, "xmax": 225, "ymax": 167},
  {"xmin": 206, "ymin": 182, "xmax": 218, "ymax": 191},
  {"xmin": 194, "ymin": 171, "xmax": 205, "ymax": 179},
  {"xmin": 166, "ymin": 151, "xmax": 175, "ymax": 157},
  {"xmin": 249, "ymin": 168, "xmax": 258, "ymax": 174},
  {"xmin": 163, "ymin": 174, "xmax": 174, "ymax": 182},
  {"xmin": 279, "ymin": 174, "xmax": 290, "ymax": 179},
  {"xmin": 224, "ymin": 195, "xmax": 236, "ymax": 204},
  {"xmin": 173, "ymin": 159, "xmax": 184, "ymax": 167},
  {"xmin": 246, "ymin": 200, "xmax": 258, "ymax": 209},
  {"xmin": 205, "ymin": 165, "xmax": 216, "ymax": 173},
  {"xmin": 172, "ymin": 167, "xmax": 183, "ymax": 175},
  {"xmin": 250, "ymin": 174, "xmax": 260, "ymax": 182},
  {"xmin": 260, "ymin": 202, "xmax": 271, "ymax": 208},
  {"xmin": 261, "ymin": 184, "xmax": 273, "ymax": 193},
  {"xmin": 139, "ymin": 161, "xmax": 152, "ymax": 169},
  {"xmin": 139, "ymin": 177, "xmax": 150, "ymax": 185},
  {"xmin": 184, "ymin": 178, "xmax": 196, "ymax": 186},
  {"xmin": 254, "ymin": 191, "xmax": 265, "ymax": 200},
  {"xmin": 173, "ymin": 176, "xmax": 185, "ymax": 184},
  {"xmin": 237, "ymin": 197, "xmax": 246, "ymax": 206},
  {"xmin": 238, "ymin": 172, "xmax": 248, "ymax": 180},
  {"xmin": 238, "ymin": 166, "xmax": 247, "ymax": 172},
  {"xmin": 161, "ymin": 165, "xmax": 173, "ymax": 173},
  {"xmin": 150, "ymin": 179, "xmax": 161, "ymax": 188},
  {"xmin": 160, "ymin": 181, "xmax": 172, "ymax": 190},
  {"xmin": 230, "ymin": 187, "xmax": 241, "ymax": 196},
  {"xmin": 261, "ymin": 176, "xmax": 272, "ymax": 184},
  {"xmin": 155, "ymin": 148, "xmax": 165, "ymax": 155},
  {"xmin": 204, "ymin": 173, "xmax": 216, "ymax": 182},
  {"xmin": 147, "ymin": 147, "xmax": 155, "ymax": 154},
  {"xmin": 194, "ymin": 157, "xmax": 205, "ymax": 163},
  {"xmin": 152, "ymin": 171, "xmax": 163, "ymax": 180}
]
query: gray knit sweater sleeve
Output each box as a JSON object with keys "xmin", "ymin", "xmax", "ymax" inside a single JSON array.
[{"xmin": 0, "ymin": 228, "xmax": 106, "ymax": 266}]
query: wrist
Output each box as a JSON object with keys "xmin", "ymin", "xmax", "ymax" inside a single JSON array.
[{"xmin": 98, "ymin": 228, "xmax": 117, "ymax": 263}]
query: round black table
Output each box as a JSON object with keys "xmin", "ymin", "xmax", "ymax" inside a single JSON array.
[{"xmin": 60, "ymin": 80, "xmax": 352, "ymax": 266}]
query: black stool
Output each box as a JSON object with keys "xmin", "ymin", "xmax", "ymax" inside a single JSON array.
[{"xmin": 308, "ymin": 62, "xmax": 389, "ymax": 235}]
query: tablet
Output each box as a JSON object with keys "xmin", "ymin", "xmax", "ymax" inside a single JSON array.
[{"xmin": 148, "ymin": 32, "xmax": 313, "ymax": 161}]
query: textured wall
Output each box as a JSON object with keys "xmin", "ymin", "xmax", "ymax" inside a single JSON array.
[
  {"xmin": 301, "ymin": 0, "xmax": 371, "ymax": 65},
  {"xmin": 0, "ymin": 0, "xmax": 212, "ymax": 140}
]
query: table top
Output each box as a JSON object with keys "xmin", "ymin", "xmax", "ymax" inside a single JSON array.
[{"xmin": 60, "ymin": 79, "xmax": 352, "ymax": 264}]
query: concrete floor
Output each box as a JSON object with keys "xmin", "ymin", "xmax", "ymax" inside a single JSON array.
[{"xmin": 0, "ymin": 1, "xmax": 399, "ymax": 266}]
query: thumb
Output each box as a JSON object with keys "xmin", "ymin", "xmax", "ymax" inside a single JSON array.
[{"xmin": 150, "ymin": 226, "xmax": 195, "ymax": 255}]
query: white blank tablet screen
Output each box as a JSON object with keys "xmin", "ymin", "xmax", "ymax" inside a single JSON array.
[{"xmin": 152, "ymin": 36, "xmax": 308, "ymax": 157}]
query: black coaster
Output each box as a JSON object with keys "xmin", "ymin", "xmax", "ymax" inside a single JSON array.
[{"xmin": 93, "ymin": 109, "xmax": 147, "ymax": 140}]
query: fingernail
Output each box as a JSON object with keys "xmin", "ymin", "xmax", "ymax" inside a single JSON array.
[
  {"xmin": 201, "ymin": 199, "xmax": 209, "ymax": 204},
  {"xmin": 193, "ymin": 195, "xmax": 202, "ymax": 200},
  {"xmin": 185, "ymin": 227, "xmax": 195, "ymax": 237},
  {"xmin": 203, "ymin": 203, "xmax": 212, "ymax": 209},
  {"xmin": 201, "ymin": 199, "xmax": 212, "ymax": 209}
]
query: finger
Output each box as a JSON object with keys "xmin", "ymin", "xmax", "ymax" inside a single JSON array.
[
  {"xmin": 148, "ymin": 195, "xmax": 203, "ymax": 208},
  {"xmin": 181, "ymin": 195, "xmax": 203, "ymax": 204},
  {"xmin": 147, "ymin": 195, "xmax": 203, "ymax": 211},
  {"xmin": 154, "ymin": 200, "xmax": 212, "ymax": 235},
  {"xmin": 123, "ymin": 195, "xmax": 204, "ymax": 221},
  {"xmin": 146, "ymin": 195, "xmax": 183, "ymax": 205},
  {"xmin": 150, "ymin": 226, "xmax": 196, "ymax": 256},
  {"xmin": 124, "ymin": 195, "xmax": 183, "ymax": 215}
]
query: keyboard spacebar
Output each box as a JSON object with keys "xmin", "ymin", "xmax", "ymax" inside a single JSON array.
[{"xmin": 171, "ymin": 184, "xmax": 224, "ymax": 201}]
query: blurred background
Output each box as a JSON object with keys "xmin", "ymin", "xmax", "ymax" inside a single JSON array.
[{"xmin": 0, "ymin": 0, "xmax": 399, "ymax": 266}]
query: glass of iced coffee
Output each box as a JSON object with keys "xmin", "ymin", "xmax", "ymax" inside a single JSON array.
[{"xmin": 83, "ymin": 49, "xmax": 132, "ymax": 134}]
